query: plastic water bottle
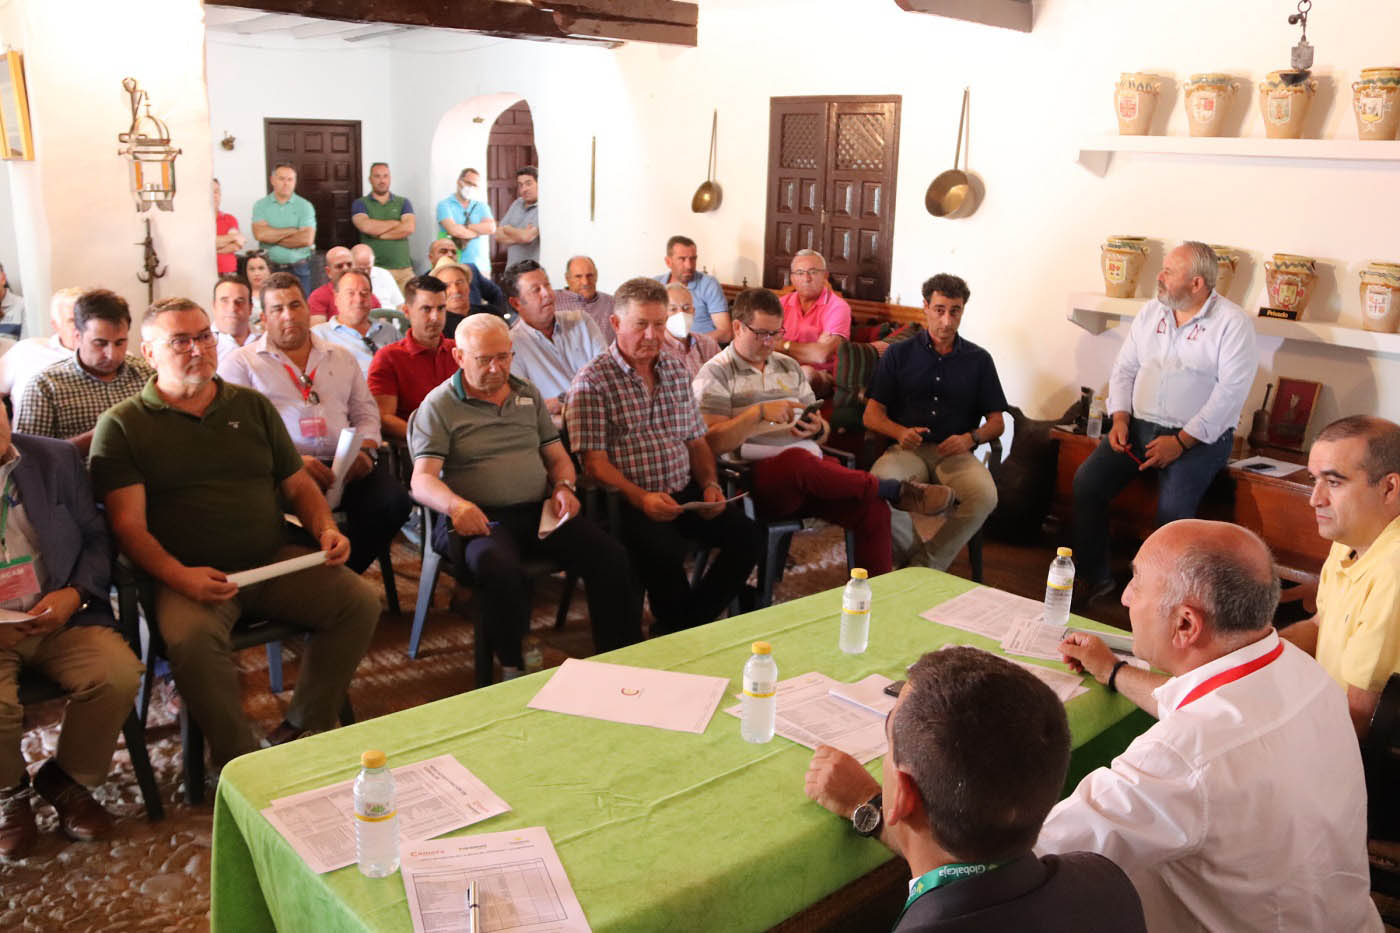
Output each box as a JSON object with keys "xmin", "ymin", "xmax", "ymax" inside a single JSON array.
[
  {"xmin": 1086, "ymin": 396, "xmax": 1106, "ymax": 439},
  {"xmin": 354, "ymin": 749, "xmax": 400, "ymax": 877},
  {"xmin": 839, "ymin": 568, "xmax": 873, "ymax": 654},
  {"xmin": 1044, "ymin": 547, "xmax": 1075, "ymax": 628},
  {"xmin": 741, "ymin": 642, "xmax": 778, "ymax": 744}
]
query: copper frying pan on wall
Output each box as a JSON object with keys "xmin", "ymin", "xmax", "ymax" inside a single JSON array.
[{"xmin": 925, "ymin": 88, "xmax": 974, "ymax": 218}]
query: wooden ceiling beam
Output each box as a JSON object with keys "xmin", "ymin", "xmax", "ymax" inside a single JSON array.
[
  {"xmin": 540, "ymin": 0, "xmax": 697, "ymax": 28},
  {"xmin": 894, "ymin": 0, "xmax": 1034, "ymax": 33}
]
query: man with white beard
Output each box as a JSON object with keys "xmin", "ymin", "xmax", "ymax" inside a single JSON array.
[{"xmin": 1070, "ymin": 241, "xmax": 1258, "ymax": 609}]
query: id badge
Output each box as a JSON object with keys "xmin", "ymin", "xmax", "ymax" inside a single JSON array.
[
  {"xmin": 299, "ymin": 415, "xmax": 329, "ymax": 440},
  {"xmin": 0, "ymin": 556, "xmax": 41, "ymax": 603}
]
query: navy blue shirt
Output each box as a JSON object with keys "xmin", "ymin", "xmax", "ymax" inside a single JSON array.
[{"xmin": 869, "ymin": 332, "xmax": 1007, "ymax": 443}]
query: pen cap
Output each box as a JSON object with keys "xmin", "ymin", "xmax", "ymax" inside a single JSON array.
[{"xmin": 361, "ymin": 749, "xmax": 387, "ymax": 769}]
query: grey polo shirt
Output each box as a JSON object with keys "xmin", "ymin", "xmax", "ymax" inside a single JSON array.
[
  {"xmin": 408, "ymin": 371, "xmax": 558, "ymax": 507},
  {"xmin": 500, "ymin": 197, "xmax": 540, "ymax": 266}
]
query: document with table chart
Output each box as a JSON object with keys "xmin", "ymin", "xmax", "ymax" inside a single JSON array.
[
  {"xmin": 401, "ymin": 826, "xmax": 591, "ymax": 933},
  {"xmin": 724, "ymin": 671, "xmax": 893, "ymax": 763},
  {"xmin": 919, "ymin": 587, "xmax": 1047, "ymax": 641},
  {"xmin": 260, "ymin": 754, "xmax": 510, "ymax": 874}
]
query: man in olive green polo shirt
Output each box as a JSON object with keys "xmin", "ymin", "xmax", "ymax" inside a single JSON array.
[
  {"xmin": 351, "ymin": 162, "xmax": 416, "ymax": 293},
  {"xmin": 90, "ymin": 297, "xmax": 379, "ymax": 765}
]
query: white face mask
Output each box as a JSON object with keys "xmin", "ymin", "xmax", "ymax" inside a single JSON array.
[
  {"xmin": 666, "ymin": 312, "xmax": 694, "ymax": 340},
  {"xmin": 458, "ymin": 184, "xmax": 479, "ymax": 201}
]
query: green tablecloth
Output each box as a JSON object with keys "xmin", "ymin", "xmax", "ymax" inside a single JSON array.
[{"xmin": 211, "ymin": 567, "xmax": 1150, "ymax": 932}]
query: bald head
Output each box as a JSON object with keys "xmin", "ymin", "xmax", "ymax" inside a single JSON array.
[
  {"xmin": 325, "ymin": 246, "xmax": 353, "ymax": 282},
  {"xmin": 350, "ymin": 244, "xmax": 376, "ymax": 275},
  {"xmin": 1144, "ymin": 520, "xmax": 1279, "ymax": 635}
]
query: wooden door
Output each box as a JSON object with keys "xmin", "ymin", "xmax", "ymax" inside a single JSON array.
[
  {"xmin": 487, "ymin": 101, "xmax": 538, "ymax": 279},
  {"xmin": 264, "ymin": 118, "xmax": 362, "ymax": 255},
  {"xmin": 764, "ymin": 97, "xmax": 900, "ymax": 302}
]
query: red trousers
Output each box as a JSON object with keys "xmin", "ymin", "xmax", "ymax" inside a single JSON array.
[{"xmin": 750, "ymin": 447, "xmax": 893, "ymax": 575}]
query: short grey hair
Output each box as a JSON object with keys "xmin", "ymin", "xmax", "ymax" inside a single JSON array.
[
  {"xmin": 455, "ymin": 312, "xmax": 510, "ymax": 345},
  {"xmin": 140, "ymin": 298, "xmax": 209, "ymax": 341},
  {"xmin": 792, "ymin": 248, "xmax": 826, "ymax": 269},
  {"xmin": 50, "ymin": 286, "xmax": 85, "ymax": 323},
  {"xmin": 1179, "ymin": 241, "xmax": 1218, "ymax": 292},
  {"xmin": 1158, "ymin": 537, "xmax": 1280, "ymax": 634}
]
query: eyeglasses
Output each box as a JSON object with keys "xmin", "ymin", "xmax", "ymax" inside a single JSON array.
[
  {"xmin": 669, "ymin": 303, "xmax": 694, "ymax": 313},
  {"xmin": 159, "ymin": 330, "xmax": 219, "ymax": 354},
  {"xmin": 471, "ymin": 351, "xmax": 514, "ymax": 367},
  {"xmin": 789, "ymin": 268, "xmax": 826, "ymax": 278},
  {"xmin": 743, "ymin": 324, "xmax": 785, "ymax": 341}
]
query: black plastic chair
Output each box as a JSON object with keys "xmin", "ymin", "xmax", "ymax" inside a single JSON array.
[{"xmin": 1365, "ymin": 672, "xmax": 1400, "ymax": 914}]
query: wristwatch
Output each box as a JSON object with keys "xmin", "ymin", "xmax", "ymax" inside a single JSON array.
[
  {"xmin": 852, "ymin": 793, "xmax": 883, "ymax": 837},
  {"xmin": 554, "ymin": 480, "xmax": 577, "ymax": 492}
]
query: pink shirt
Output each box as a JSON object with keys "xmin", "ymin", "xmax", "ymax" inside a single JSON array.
[{"xmin": 780, "ymin": 287, "xmax": 851, "ymax": 372}]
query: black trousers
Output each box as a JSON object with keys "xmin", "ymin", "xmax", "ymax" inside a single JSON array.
[
  {"xmin": 339, "ymin": 457, "xmax": 414, "ymax": 574},
  {"xmin": 617, "ymin": 482, "xmax": 758, "ymax": 635},
  {"xmin": 446, "ymin": 502, "xmax": 641, "ymax": 667}
]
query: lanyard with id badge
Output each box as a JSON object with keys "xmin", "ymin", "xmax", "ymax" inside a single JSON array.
[
  {"xmin": 0, "ymin": 477, "xmax": 42, "ymax": 604},
  {"xmin": 285, "ymin": 363, "xmax": 331, "ymax": 457}
]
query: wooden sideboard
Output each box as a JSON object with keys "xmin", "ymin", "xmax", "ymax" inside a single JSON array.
[{"xmin": 1049, "ymin": 428, "xmax": 1327, "ymax": 585}]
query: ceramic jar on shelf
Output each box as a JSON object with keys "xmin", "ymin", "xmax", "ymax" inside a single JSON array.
[
  {"xmin": 1264, "ymin": 253, "xmax": 1318, "ymax": 315},
  {"xmin": 1353, "ymin": 68, "xmax": 1400, "ymax": 140},
  {"xmin": 1211, "ymin": 245, "xmax": 1241, "ymax": 300},
  {"xmin": 1259, "ymin": 71, "xmax": 1317, "ymax": 139},
  {"xmin": 1184, "ymin": 74, "xmax": 1238, "ymax": 136},
  {"xmin": 1360, "ymin": 261, "xmax": 1400, "ymax": 333},
  {"xmin": 1101, "ymin": 236, "xmax": 1149, "ymax": 298},
  {"xmin": 1115, "ymin": 73, "xmax": 1162, "ymax": 135}
]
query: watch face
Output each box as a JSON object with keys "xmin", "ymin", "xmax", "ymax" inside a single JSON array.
[{"xmin": 853, "ymin": 802, "xmax": 881, "ymax": 835}]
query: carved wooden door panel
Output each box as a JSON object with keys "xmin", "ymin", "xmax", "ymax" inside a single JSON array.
[
  {"xmin": 487, "ymin": 101, "xmax": 538, "ymax": 279},
  {"xmin": 764, "ymin": 99, "xmax": 827, "ymax": 293},
  {"xmin": 264, "ymin": 118, "xmax": 362, "ymax": 255}
]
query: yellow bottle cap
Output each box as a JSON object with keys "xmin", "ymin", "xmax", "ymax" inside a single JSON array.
[
  {"xmin": 1057, "ymin": 546, "xmax": 1073, "ymax": 557},
  {"xmin": 751, "ymin": 641, "xmax": 772, "ymax": 655},
  {"xmin": 361, "ymin": 749, "xmax": 387, "ymax": 769},
  {"xmin": 850, "ymin": 568, "xmax": 869, "ymax": 580}
]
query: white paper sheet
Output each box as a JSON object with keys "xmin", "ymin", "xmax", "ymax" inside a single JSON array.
[
  {"xmin": 724, "ymin": 672, "xmax": 889, "ymax": 763},
  {"xmin": 828, "ymin": 674, "xmax": 897, "ymax": 717},
  {"xmin": 0, "ymin": 607, "xmax": 49, "ymax": 626},
  {"xmin": 527, "ymin": 658, "xmax": 728, "ymax": 734},
  {"xmin": 919, "ymin": 587, "xmax": 1047, "ymax": 641},
  {"xmin": 939, "ymin": 645, "xmax": 1089, "ymax": 704},
  {"xmin": 536, "ymin": 498, "xmax": 572, "ymax": 539},
  {"xmin": 324, "ymin": 427, "xmax": 363, "ymax": 509},
  {"xmin": 1066, "ymin": 626, "xmax": 1134, "ymax": 655},
  {"xmin": 677, "ymin": 492, "xmax": 748, "ymax": 512},
  {"xmin": 1230, "ymin": 455, "xmax": 1305, "ymax": 479},
  {"xmin": 401, "ymin": 826, "xmax": 591, "ymax": 933},
  {"xmin": 260, "ymin": 754, "xmax": 510, "ymax": 874},
  {"xmin": 226, "ymin": 550, "xmax": 328, "ymax": 589},
  {"xmin": 999, "ymin": 615, "xmax": 1067, "ymax": 662}
]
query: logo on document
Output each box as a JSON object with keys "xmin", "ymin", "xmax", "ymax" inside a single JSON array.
[{"xmin": 620, "ymin": 687, "xmax": 642, "ymax": 697}]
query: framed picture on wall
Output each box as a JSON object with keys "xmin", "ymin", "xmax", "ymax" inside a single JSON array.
[
  {"xmin": 0, "ymin": 51, "xmax": 35, "ymax": 161},
  {"xmin": 1266, "ymin": 377, "xmax": 1322, "ymax": 451}
]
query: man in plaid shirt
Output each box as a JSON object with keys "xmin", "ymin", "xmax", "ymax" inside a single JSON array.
[
  {"xmin": 567, "ymin": 277, "xmax": 757, "ymax": 635},
  {"xmin": 15, "ymin": 289, "xmax": 153, "ymax": 454}
]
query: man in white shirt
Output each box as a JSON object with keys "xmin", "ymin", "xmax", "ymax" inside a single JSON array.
[
  {"xmin": 311, "ymin": 270, "xmax": 399, "ymax": 377},
  {"xmin": 0, "ymin": 261, "xmax": 23, "ymax": 337},
  {"xmin": 1072, "ymin": 241, "xmax": 1258, "ymax": 606},
  {"xmin": 211, "ymin": 275, "xmax": 257, "ymax": 360},
  {"xmin": 0, "ymin": 288, "xmax": 82, "ymax": 400},
  {"xmin": 503, "ymin": 260, "xmax": 605, "ymax": 428},
  {"xmin": 350, "ymin": 244, "xmax": 404, "ymax": 311},
  {"xmin": 1048, "ymin": 519, "xmax": 1380, "ymax": 933},
  {"xmin": 218, "ymin": 272, "xmax": 411, "ymax": 575}
]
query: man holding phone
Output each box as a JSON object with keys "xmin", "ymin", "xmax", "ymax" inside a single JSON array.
[{"xmin": 694, "ymin": 288, "xmax": 955, "ymax": 575}]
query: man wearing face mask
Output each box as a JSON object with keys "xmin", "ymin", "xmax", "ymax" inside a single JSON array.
[
  {"xmin": 436, "ymin": 167, "xmax": 496, "ymax": 283},
  {"xmin": 660, "ymin": 282, "xmax": 718, "ymax": 380},
  {"xmin": 504, "ymin": 261, "xmax": 605, "ymax": 429}
]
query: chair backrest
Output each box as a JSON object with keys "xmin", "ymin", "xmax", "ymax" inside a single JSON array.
[
  {"xmin": 1365, "ymin": 672, "xmax": 1400, "ymax": 840},
  {"xmin": 369, "ymin": 308, "xmax": 409, "ymax": 336}
]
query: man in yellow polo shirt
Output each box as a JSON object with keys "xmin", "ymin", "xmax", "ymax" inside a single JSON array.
[{"xmin": 1283, "ymin": 415, "xmax": 1400, "ymax": 739}]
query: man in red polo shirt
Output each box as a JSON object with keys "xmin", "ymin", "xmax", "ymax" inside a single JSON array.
[
  {"xmin": 213, "ymin": 179, "xmax": 244, "ymax": 276},
  {"xmin": 307, "ymin": 247, "xmax": 380, "ymax": 323},
  {"xmin": 778, "ymin": 249, "xmax": 850, "ymax": 392},
  {"xmin": 368, "ymin": 275, "xmax": 453, "ymax": 440}
]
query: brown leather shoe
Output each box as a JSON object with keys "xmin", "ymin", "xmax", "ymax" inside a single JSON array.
[
  {"xmin": 0, "ymin": 779, "xmax": 37, "ymax": 860},
  {"xmin": 897, "ymin": 481, "xmax": 959, "ymax": 517},
  {"xmin": 32, "ymin": 760, "xmax": 112, "ymax": 842}
]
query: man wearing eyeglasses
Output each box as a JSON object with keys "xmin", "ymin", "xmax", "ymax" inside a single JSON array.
[
  {"xmin": 219, "ymin": 272, "xmax": 410, "ymax": 575},
  {"xmin": 90, "ymin": 296, "xmax": 379, "ymax": 765},
  {"xmin": 778, "ymin": 250, "xmax": 851, "ymax": 390},
  {"xmin": 408, "ymin": 314, "xmax": 639, "ymax": 679},
  {"xmin": 502, "ymin": 260, "xmax": 606, "ymax": 429},
  {"xmin": 311, "ymin": 270, "xmax": 399, "ymax": 377}
]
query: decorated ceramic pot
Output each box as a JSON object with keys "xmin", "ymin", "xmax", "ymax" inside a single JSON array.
[
  {"xmin": 1211, "ymin": 244, "xmax": 1241, "ymax": 300},
  {"xmin": 1360, "ymin": 261, "xmax": 1400, "ymax": 333},
  {"xmin": 1185, "ymin": 73, "xmax": 1238, "ymax": 137},
  {"xmin": 1259, "ymin": 71, "xmax": 1318, "ymax": 139},
  {"xmin": 1115, "ymin": 73, "xmax": 1162, "ymax": 135},
  {"xmin": 1101, "ymin": 236, "xmax": 1149, "ymax": 298},
  {"xmin": 1353, "ymin": 67, "xmax": 1400, "ymax": 140},
  {"xmin": 1264, "ymin": 253, "xmax": 1318, "ymax": 315}
]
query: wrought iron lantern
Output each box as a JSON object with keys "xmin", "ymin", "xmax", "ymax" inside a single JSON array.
[{"xmin": 116, "ymin": 77, "xmax": 181, "ymax": 212}]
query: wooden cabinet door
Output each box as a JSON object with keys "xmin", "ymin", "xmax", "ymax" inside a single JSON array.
[
  {"xmin": 487, "ymin": 101, "xmax": 538, "ymax": 279},
  {"xmin": 764, "ymin": 97, "xmax": 899, "ymax": 302},
  {"xmin": 264, "ymin": 119, "xmax": 362, "ymax": 255}
]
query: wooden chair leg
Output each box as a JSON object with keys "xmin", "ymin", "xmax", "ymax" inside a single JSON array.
[
  {"xmin": 968, "ymin": 530, "xmax": 985, "ymax": 584},
  {"xmin": 121, "ymin": 709, "xmax": 164, "ymax": 821},
  {"xmin": 180, "ymin": 707, "xmax": 205, "ymax": 806},
  {"xmin": 844, "ymin": 530, "xmax": 858, "ymax": 574},
  {"xmin": 409, "ymin": 544, "xmax": 444, "ymax": 659},
  {"xmin": 378, "ymin": 547, "xmax": 401, "ymax": 615},
  {"xmin": 474, "ymin": 613, "xmax": 494, "ymax": 690},
  {"xmin": 265, "ymin": 642, "xmax": 284, "ymax": 693}
]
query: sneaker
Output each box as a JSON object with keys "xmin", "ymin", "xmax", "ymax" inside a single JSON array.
[
  {"xmin": 897, "ymin": 482, "xmax": 959, "ymax": 517},
  {"xmin": 0, "ymin": 778, "xmax": 36, "ymax": 861},
  {"xmin": 32, "ymin": 760, "xmax": 112, "ymax": 843}
]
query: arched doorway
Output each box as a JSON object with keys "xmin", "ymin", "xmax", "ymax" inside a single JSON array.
[{"xmin": 486, "ymin": 102, "xmax": 537, "ymax": 280}]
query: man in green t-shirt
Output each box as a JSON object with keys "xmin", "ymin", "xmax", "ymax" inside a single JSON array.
[
  {"xmin": 351, "ymin": 162, "xmax": 416, "ymax": 293},
  {"xmin": 90, "ymin": 297, "xmax": 379, "ymax": 766}
]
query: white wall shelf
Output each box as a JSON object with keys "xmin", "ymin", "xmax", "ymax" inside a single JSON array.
[
  {"xmin": 1067, "ymin": 291, "xmax": 1400, "ymax": 358},
  {"xmin": 1076, "ymin": 135, "xmax": 1400, "ymax": 175}
]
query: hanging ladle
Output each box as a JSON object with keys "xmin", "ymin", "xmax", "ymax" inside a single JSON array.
[
  {"xmin": 691, "ymin": 109, "xmax": 722, "ymax": 213},
  {"xmin": 925, "ymin": 88, "xmax": 974, "ymax": 218}
]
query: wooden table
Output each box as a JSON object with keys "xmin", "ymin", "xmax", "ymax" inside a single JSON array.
[{"xmin": 1050, "ymin": 428, "xmax": 1326, "ymax": 586}]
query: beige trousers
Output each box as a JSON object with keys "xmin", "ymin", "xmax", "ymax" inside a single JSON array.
[
  {"xmin": 154, "ymin": 547, "xmax": 380, "ymax": 765},
  {"xmin": 871, "ymin": 446, "xmax": 998, "ymax": 571},
  {"xmin": 0, "ymin": 625, "xmax": 143, "ymax": 788},
  {"xmin": 387, "ymin": 266, "xmax": 414, "ymax": 294}
]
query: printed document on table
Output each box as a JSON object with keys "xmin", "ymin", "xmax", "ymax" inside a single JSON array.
[
  {"xmin": 261, "ymin": 754, "xmax": 510, "ymax": 874},
  {"xmin": 942, "ymin": 645, "xmax": 1088, "ymax": 704},
  {"xmin": 920, "ymin": 587, "xmax": 1046, "ymax": 641},
  {"xmin": 828, "ymin": 674, "xmax": 897, "ymax": 717},
  {"xmin": 724, "ymin": 671, "xmax": 889, "ymax": 763},
  {"xmin": 1000, "ymin": 614, "xmax": 1068, "ymax": 662},
  {"xmin": 401, "ymin": 826, "xmax": 590, "ymax": 933},
  {"xmin": 527, "ymin": 658, "xmax": 729, "ymax": 733}
]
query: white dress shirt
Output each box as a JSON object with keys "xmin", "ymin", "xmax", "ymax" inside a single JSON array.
[
  {"xmin": 509, "ymin": 311, "xmax": 606, "ymax": 400},
  {"xmin": 1107, "ymin": 293, "xmax": 1257, "ymax": 444},
  {"xmin": 368, "ymin": 265, "xmax": 404, "ymax": 309},
  {"xmin": 0, "ymin": 335, "xmax": 68, "ymax": 398},
  {"xmin": 213, "ymin": 326, "xmax": 255, "ymax": 362},
  {"xmin": 1038, "ymin": 631, "xmax": 1379, "ymax": 933},
  {"xmin": 310, "ymin": 317, "xmax": 399, "ymax": 377},
  {"xmin": 216, "ymin": 333, "xmax": 381, "ymax": 461}
]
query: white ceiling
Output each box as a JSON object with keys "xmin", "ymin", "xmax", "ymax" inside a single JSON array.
[{"xmin": 203, "ymin": 5, "xmax": 415, "ymax": 44}]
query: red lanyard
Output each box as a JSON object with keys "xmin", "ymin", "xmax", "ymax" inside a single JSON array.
[
  {"xmin": 1175, "ymin": 641, "xmax": 1284, "ymax": 710},
  {"xmin": 282, "ymin": 363, "xmax": 318, "ymax": 403}
]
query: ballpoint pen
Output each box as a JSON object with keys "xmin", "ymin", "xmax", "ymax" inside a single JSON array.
[{"xmin": 467, "ymin": 880, "xmax": 480, "ymax": 933}]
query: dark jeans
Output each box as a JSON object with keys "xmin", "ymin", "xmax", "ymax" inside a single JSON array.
[
  {"xmin": 271, "ymin": 258, "xmax": 312, "ymax": 297},
  {"xmin": 446, "ymin": 502, "xmax": 641, "ymax": 667},
  {"xmin": 1071, "ymin": 418, "xmax": 1235, "ymax": 584},
  {"xmin": 339, "ymin": 457, "xmax": 414, "ymax": 574},
  {"xmin": 618, "ymin": 482, "xmax": 758, "ymax": 635}
]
